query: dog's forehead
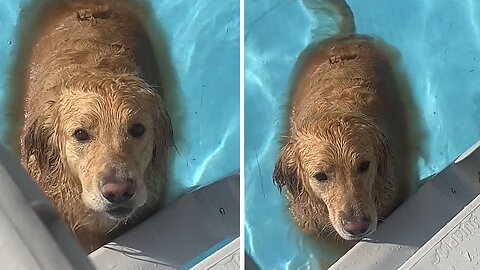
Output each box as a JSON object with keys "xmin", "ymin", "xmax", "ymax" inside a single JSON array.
[
  {"xmin": 62, "ymin": 87, "xmax": 152, "ymax": 108},
  {"xmin": 298, "ymin": 125, "xmax": 374, "ymax": 149},
  {"xmin": 296, "ymin": 130, "xmax": 375, "ymax": 169},
  {"xmin": 59, "ymin": 90, "xmax": 155, "ymax": 127}
]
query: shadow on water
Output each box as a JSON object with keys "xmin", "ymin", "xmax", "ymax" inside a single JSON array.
[
  {"xmin": 129, "ymin": 0, "xmax": 183, "ymax": 195},
  {"xmin": 474, "ymin": 91, "xmax": 480, "ymax": 137},
  {"xmin": 379, "ymin": 37, "xmax": 427, "ymax": 198},
  {"xmin": 3, "ymin": 0, "xmax": 49, "ymax": 155},
  {"xmin": 4, "ymin": 0, "xmax": 182, "ymax": 186}
]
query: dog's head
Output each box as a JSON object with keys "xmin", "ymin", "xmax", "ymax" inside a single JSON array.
[
  {"xmin": 273, "ymin": 113, "xmax": 392, "ymax": 240},
  {"xmin": 23, "ymin": 74, "xmax": 173, "ymax": 221}
]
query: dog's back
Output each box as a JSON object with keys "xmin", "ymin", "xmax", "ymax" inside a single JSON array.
[
  {"xmin": 26, "ymin": 0, "xmax": 148, "ymax": 113},
  {"xmin": 289, "ymin": 35, "xmax": 399, "ymax": 132}
]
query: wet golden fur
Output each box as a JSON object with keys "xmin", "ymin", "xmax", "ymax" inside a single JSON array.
[
  {"xmin": 19, "ymin": 0, "xmax": 173, "ymax": 251},
  {"xmin": 273, "ymin": 35, "xmax": 404, "ymax": 240}
]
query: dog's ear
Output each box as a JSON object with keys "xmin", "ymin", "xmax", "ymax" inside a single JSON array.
[
  {"xmin": 375, "ymin": 131, "xmax": 393, "ymax": 181},
  {"xmin": 373, "ymin": 129, "xmax": 394, "ymax": 208},
  {"xmin": 151, "ymin": 93, "xmax": 174, "ymax": 172},
  {"xmin": 21, "ymin": 101, "xmax": 62, "ymax": 173},
  {"xmin": 273, "ymin": 141, "xmax": 303, "ymax": 199}
]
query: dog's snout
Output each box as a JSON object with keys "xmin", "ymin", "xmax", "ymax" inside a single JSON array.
[
  {"xmin": 341, "ymin": 211, "xmax": 370, "ymax": 236},
  {"xmin": 101, "ymin": 181, "xmax": 135, "ymax": 204}
]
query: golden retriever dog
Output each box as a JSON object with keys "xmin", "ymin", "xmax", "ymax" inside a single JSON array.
[
  {"xmin": 19, "ymin": 0, "xmax": 173, "ymax": 251},
  {"xmin": 273, "ymin": 34, "xmax": 406, "ymax": 241}
]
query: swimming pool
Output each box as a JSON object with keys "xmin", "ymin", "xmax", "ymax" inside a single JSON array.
[
  {"xmin": 0, "ymin": 0, "xmax": 240, "ymax": 204},
  {"xmin": 245, "ymin": 0, "xmax": 480, "ymax": 268}
]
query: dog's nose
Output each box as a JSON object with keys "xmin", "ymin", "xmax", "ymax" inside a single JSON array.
[
  {"xmin": 101, "ymin": 181, "xmax": 135, "ymax": 204},
  {"xmin": 341, "ymin": 214, "xmax": 370, "ymax": 236}
]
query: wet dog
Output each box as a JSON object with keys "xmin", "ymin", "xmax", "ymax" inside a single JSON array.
[
  {"xmin": 273, "ymin": 33, "xmax": 404, "ymax": 240},
  {"xmin": 19, "ymin": 0, "xmax": 173, "ymax": 251}
]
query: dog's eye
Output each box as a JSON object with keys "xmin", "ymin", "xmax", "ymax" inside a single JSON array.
[
  {"xmin": 73, "ymin": 129, "xmax": 90, "ymax": 142},
  {"xmin": 129, "ymin": 124, "xmax": 145, "ymax": 138},
  {"xmin": 314, "ymin": 172, "xmax": 328, "ymax": 182},
  {"xmin": 359, "ymin": 161, "xmax": 370, "ymax": 173}
]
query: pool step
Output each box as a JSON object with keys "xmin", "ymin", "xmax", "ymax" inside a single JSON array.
[
  {"xmin": 0, "ymin": 146, "xmax": 93, "ymax": 270},
  {"xmin": 399, "ymin": 194, "xmax": 480, "ymax": 269}
]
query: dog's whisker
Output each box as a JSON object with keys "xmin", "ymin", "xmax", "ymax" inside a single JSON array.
[
  {"xmin": 146, "ymin": 189, "xmax": 161, "ymax": 202},
  {"xmin": 106, "ymin": 221, "xmax": 122, "ymax": 235}
]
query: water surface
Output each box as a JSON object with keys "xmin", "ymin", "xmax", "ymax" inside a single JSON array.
[{"xmin": 245, "ymin": 0, "xmax": 480, "ymax": 268}]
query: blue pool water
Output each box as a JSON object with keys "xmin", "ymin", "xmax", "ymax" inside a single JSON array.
[
  {"xmin": 245, "ymin": 0, "xmax": 480, "ymax": 268},
  {"xmin": 0, "ymin": 0, "xmax": 239, "ymax": 203}
]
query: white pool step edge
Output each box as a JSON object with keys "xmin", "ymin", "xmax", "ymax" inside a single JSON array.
[
  {"xmin": 191, "ymin": 238, "xmax": 240, "ymax": 270},
  {"xmin": 399, "ymin": 194, "xmax": 480, "ymax": 269}
]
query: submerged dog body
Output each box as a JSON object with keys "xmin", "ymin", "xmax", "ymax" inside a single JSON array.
[
  {"xmin": 20, "ymin": 0, "xmax": 173, "ymax": 251},
  {"xmin": 274, "ymin": 35, "xmax": 404, "ymax": 240}
]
